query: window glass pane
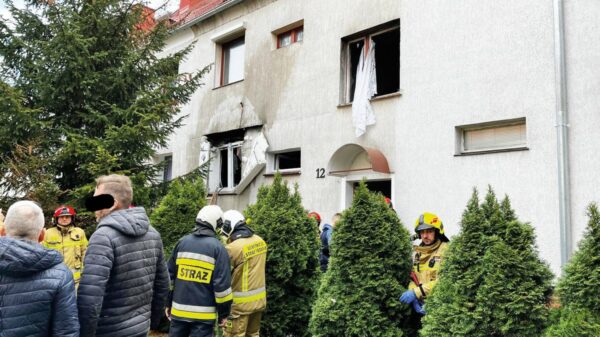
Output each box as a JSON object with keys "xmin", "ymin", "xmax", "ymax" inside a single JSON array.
[
  {"xmin": 163, "ymin": 155, "xmax": 173, "ymax": 181},
  {"xmin": 276, "ymin": 151, "xmax": 301, "ymax": 170},
  {"xmin": 223, "ymin": 37, "xmax": 245, "ymax": 85},
  {"xmin": 278, "ymin": 32, "xmax": 292, "ymax": 48},
  {"xmin": 348, "ymin": 39, "xmax": 365, "ymax": 102},
  {"xmin": 220, "ymin": 148, "xmax": 228, "ymax": 187},
  {"xmin": 372, "ymin": 28, "xmax": 400, "ymax": 96},
  {"xmin": 295, "ymin": 27, "xmax": 303, "ymax": 42},
  {"xmin": 463, "ymin": 123, "xmax": 526, "ymax": 152}
]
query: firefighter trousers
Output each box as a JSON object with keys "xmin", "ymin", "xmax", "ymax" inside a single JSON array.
[{"xmin": 223, "ymin": 312, "xmax": 262, "ymax": 337}]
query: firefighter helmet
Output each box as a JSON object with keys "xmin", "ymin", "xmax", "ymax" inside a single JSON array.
[
  {"xmin": 195, "ymin": 205, "xmax": 223, "ymax": 231},
  {"xmin": 221, "ymin": 210, "xmax": 245, "ymax": 238},
  {"xmin": 414, "ymin": 212, "xmax": 449, "ymax": 242},
  {"xmin": 53, "ymin": 205, "xmax": 76, "ymax": 225}
]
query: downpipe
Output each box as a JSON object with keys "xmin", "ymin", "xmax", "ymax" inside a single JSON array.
[{"xmin": 553, "ymin": 0, "xmax": 572, "ymax": 266}]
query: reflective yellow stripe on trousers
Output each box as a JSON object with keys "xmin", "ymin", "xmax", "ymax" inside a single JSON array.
[
  {"xmin": 233, "ymin": 287, "xmax": 266, "ymax": 304},
  {"xmin": 171, "ymin": 302, "xmax": 217, "ymax": 320}
]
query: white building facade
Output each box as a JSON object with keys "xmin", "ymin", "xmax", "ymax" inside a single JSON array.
[{"xmin": 157, "ymin": 0, "xmax": 600, "ymax": 276}]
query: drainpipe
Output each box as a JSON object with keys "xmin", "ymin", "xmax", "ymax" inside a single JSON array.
[{"xmin": 553, "ymin": 0, "xmax": 572, "ymax": 266}]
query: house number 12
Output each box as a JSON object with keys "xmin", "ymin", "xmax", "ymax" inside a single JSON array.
[{"xmin": 316, "ymin": 168, "xmax": 325, "ymax": 179}]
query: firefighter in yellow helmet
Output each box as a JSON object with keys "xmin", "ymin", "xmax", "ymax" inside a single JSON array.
[
  {"xmin": 42, "ymin": 205, "xmax": 88, "ymax": 287},
  {"xmin": 221, "ymin": 210, "xmax": 267, "ymax": 337},
  {"xmin": 399, "ymin": 212, "xmax": 449, "ymax": 315}
]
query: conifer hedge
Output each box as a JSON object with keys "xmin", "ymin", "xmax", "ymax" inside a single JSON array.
[
  {"xmin": 420, "ymin": 188, "xmax": 553, "ymax": 337},
  {"xmin": 150, "ymin": 176, "xmax": 207, "ymax": 256},
  {"xmin": 244, "ymin": 173, "xmax": 320, "ymax": 337},
  {"xmin": 544, "ymin": 203, "xmax": 600, "ymax": 337},
  {"xmin": 309, "ymin": 182, "xmax": 413, "ymax": 337}
]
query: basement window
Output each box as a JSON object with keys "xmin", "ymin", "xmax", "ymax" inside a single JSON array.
[
  {"xmin": 275, "ymin": 150, "xmax": 301, "ymax": 170},
  {"xmin": 456, "ymin": 118, "xmax": 528, "ymax": 155},
  {"xmin": 343, "ymin": 19, "xmax": 400, "ymax": 103}
]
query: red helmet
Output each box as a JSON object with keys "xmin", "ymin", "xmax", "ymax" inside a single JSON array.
[
  {"xmin": 308, "ymin": 211, "xmax": 321, "ymax": 224},
  {"xmin": 53, "ymin": 205, "xmax": 76, "ymax": 222}
]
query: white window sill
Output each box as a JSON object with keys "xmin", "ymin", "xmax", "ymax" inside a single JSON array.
[
  {"xmin": 213, "ymin": 79, "xmax": 244, "ymax": 90},
  {"xmin": 454, "ymin": 147, "xmax": 529, "ymax": 156},
  {"xmin": 337, "ymin": 91, "xmax": 402, "ymax": 108}
]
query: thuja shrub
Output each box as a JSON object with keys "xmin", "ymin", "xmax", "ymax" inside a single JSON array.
[
  {"xmin": 545, "ymin": 203, "xmax": 600, "ymax": 337},
  {"xmin": 150, "ymin": 177, "xmax": 207, "ymax": 256},
  {"xmin": 309, "ymin": 182, "xmax": 413, "ymax": 337},
  {"xmin": 420, "ymin": 187, "xmax": 553, "ymax": 337},
  {"xmin": 244, "ymin": 173, "xmax": 320, "ymax": 337}
]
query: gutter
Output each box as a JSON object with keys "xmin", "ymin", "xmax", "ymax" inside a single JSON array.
[
  {"xmin": 553, "ymin": 0, "xmax": 572, "ymax": 266},
  {"xmin": 172, "ymin": 0, "xmax": 245, "ymax": 33}
]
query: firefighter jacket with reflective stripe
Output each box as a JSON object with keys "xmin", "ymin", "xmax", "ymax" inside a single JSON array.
[
  {"xmin": 226, "ymin": 233, "xmax": 267, "ymax": 316},
  {"xmin": 168, "ymin": 229, "xmax": 232, "ymax": 323},
  {"xmin": 408, "ymin": 240, "xmax": 448, "ymax": 300},
  {"xmin": 42, "ymin": 225, "xmax": 88, "ymax": 284}
]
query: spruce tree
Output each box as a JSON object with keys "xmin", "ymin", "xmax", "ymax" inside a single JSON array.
[
  {"xmin": 545, "ymin": 203, "xmax": 600, "ymax": 337},
  {"xmin": 149, "ymin": 173, "xmax": 207, "ymax": 255},
  {"xmin": 244, "ymin": 173, "xmax": 320, "ymax": 337},
  {"xmin": 421, "ymin": 187, "xmax": 553, "ymax": 337},
  {"xmin": 309, "ymin": 182, "xmax": 413, "ymax": 337},
  {"xmin": 0, "ymin": 0, "xmax": 205, "ymax": 204}
]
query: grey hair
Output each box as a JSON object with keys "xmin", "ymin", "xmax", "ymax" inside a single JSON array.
[{"xmin": 4, "ymin": 200, "xmax": 45, "ymax": 240}]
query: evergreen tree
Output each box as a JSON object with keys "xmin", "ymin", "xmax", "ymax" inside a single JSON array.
[
  {"xmin": 309, "ymin": 182, "xmax": 413, "ymax": 337},
  {"xmin": 421, "ymin": 187, "xmax": 553, "ymax": 337},
  {"xmin": 0, "ymin": 0, "xmax": 206, "ymax": 204},
  {"xmin": 545, "ymin": 203, "xmax": 600, "ymax": 336},
  {"xmin": 244, "ymin": 173, "xmax": 320, "ymax": 337},
  {"xmin": 149, "ymin": 171, "xmax": 207, "ymax": 255}
]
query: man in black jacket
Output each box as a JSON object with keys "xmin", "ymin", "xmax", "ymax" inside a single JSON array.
[
  {"xmin": 0, "ymin": 200, "xmax": 79, "ymax": 337},
  {"xmin": 166, "ymin": 205, "xmax": 232, "ymax": 337},
  {"xmin": 78, "ymin": 174, "xmax": 170, "ymax": 337}
]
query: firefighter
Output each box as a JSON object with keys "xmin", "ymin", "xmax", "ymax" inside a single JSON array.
[
  {"xmin": 221, "ymin": 210, "xmax": 267, "ymax": 337},
  {"xmin": 399, "ymin": 212, "xmax": 449, "ymax": 315},
  {"xmin": 42, "ymin": 205, "xmax": 88, "ymax": 286},
  {"xmin": 166, "ymin": 205, "xmax": 233, "ymax": 337}
]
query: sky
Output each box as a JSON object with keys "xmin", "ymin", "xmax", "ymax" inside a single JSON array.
[{"xmin": 0, "ymin": 0, "xmax": 178, "ymax": 23}]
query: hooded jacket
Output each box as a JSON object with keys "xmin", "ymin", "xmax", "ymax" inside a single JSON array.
[
  {"xmin": 77, "ymin": 207, "xmax": 169, "ymax": 337},
  {"xmin": 225, "ymin": 224, "xmax": 267, "ymax": 316},
  {"xmin": 167, "ymin": 224, "xmax": 232, "ymax": 324},
  {"xmin": 0, "ymin": 237, "xmax": 79, "ymax": 337}
]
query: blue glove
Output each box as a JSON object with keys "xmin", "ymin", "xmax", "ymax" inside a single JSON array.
[
  {"xmin": 412, "ymin": 300, "xmax": 426, "ymax": 315},
  {"xmin": 399, "ymin": 290, "xmax": 417, "ymax": 304}
]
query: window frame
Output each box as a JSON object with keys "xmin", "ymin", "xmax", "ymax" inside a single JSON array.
[
  {"xmin": 219, "ymin": 35, "xmax": 246, "ymax": 86},
  {"xmin": 341, "ymin": 19, "xmax": 400, "ymax": 104},
  {"xmin": 455, "ymin": 117, "xmax": 528, "ymax": 156},
  {"xmin": 217, "ymin": 141, "xmax": 243, "ymax": 189},
  {"xmin": 277, "ymin": 26, "xmax": 304, "ymax": 48},
  {"xmin": 267, "ymin": 149, "xmax": 302, "ymax": 174}
]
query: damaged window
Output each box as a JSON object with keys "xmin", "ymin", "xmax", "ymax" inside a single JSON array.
[
  {"xmin": 343, "ymin": 20, "xmax": 400, "ymax": 103},
  {"xmin": 218, "ymin": 142, "xmax": 242, "ymax": 188}
]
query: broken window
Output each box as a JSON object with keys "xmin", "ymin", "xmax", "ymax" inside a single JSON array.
[
  {"xmin": 343, "ymin": 20, "xmax": 400, "ymax": 103},
  {"xmin": 204, "ymin": 128, "xmax": 269, "ymax": 193}
]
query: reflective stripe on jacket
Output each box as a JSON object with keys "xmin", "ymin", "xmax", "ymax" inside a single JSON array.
[
  {"xmin": 226, "ymin": 234, "xmax": 267, "ymax": 315},
  {"xmin": 42, "ymin": 225, "xmax": 88, "ymax": 284},
  {"xmin": 168, "ymin": 232, "xmax": 232, "ymax": 323},
  {"xmin": 408, "ymin": 240, "xmax": 448, "ymax": 300}
]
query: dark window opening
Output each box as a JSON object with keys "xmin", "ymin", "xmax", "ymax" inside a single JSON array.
[
  {"xmin": 344, "ymin": 19, "xmax": 400, "ymax": 103},
  {"xmin": 372, "ymin": 29, "xmax": 400, "ymax": 97},
  {"xmin": 353, "ymin": 180, "xmax": 391, "ymax": 199},
  {"xmin": 276, "ymin": 151, "xmax": 301, "ymax": 170},
  {"xmin": 233, "ymin": 146, "xmax": 242, "ymax": 185},
  {"xmin": 220, "ymin": 148, "xmax": 228, "ymax": 188}
]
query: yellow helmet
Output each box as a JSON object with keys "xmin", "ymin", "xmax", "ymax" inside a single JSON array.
[{"xmin": 414, "ymin": 212, "xmax": 449, "ymax": 242}]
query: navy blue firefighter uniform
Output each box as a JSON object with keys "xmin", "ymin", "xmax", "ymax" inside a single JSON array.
[{"xmin": 167, "ymin": 205, "xmax": 233, "ymax": 336}]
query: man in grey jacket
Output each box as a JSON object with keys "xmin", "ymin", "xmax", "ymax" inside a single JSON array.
[
  {"xmin": 77, "ymin": 174, "xmax": 170, "ymax": 337},
  {"xmin": 0, "ymin": 200, "xmax": 79, "ymax": 337}
]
